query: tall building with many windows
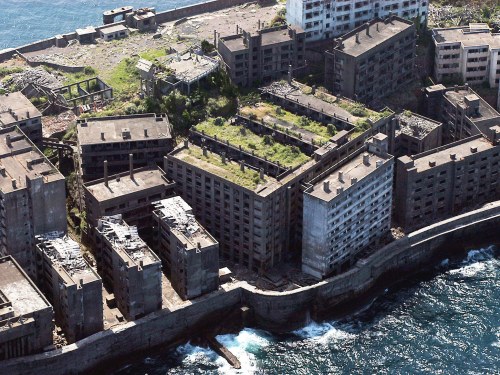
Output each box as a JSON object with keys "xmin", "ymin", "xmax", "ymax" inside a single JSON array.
[{"xmin": 286, "ymin": 0, "xmax": 428, "ymax": 42}]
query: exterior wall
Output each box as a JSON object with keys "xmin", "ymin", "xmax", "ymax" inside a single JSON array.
[
  {"xmin": 100, "ymin": 28, "xmax": 130, "ymax": 41},
  {"xmin": 6, "ymin": 117, "xmax": 43, "ymax": 147},
  {"xmin": 286, "ymin": 0, "xmax": 428, "ymax": 42},
  {"xmin": 395, "ymin": 136, "xmax": 500, "ymax": 230},
  {"xmin": 325, "ymin": 18, "xmax": 416, "ymax": 104}
]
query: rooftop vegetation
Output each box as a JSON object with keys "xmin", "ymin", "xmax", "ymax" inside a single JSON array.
[
  {"xmin": 193, "ymin": 118, "xmax": 310, "ymax": 168},
  {"xmin": 179, "ymin": 146, "xmax": 266, "ymax": 190}
]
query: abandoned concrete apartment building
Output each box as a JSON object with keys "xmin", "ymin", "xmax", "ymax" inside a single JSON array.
[
  {"xmin": 325, "ymin": 16, "xmax": 417, "ymax": 104},
  {"xmin": 0, "ymin": 126, "xmax": 67, "ymax": 274},
  {"xmin": 394, "ymin": 111, "xmax": 442, "ymax": 156},
  {"xmin": 153, "ymin": 196, "xmax": 219, "ymax": 300},
  {"xmin": 95, "ymin": 216, "xmax": 162, "ymax": 320},
  {"xmin": 34, "ymin": 234, "xmax": 103, "ymax": 343},
  {"xmin": 432, "ymin": 23, "xmax": 500, "ymax": 87},
  {"xmin": 217, "ymin": 25, "xmax": 306, "ymax": 87},
  {"xmin": 77, "ymin": 113, "xmax": 173, "ymax": 181},
  {"xmin": 0, "ymin": 92, "xmax": 42, "ymax": 147},
  {"xmin": 0, "ymin": 256, "xmax": 53, "ymax": 361},
  {"xmin": 302, "ymin": 135, "xmax": 394, "ymax": 279}
]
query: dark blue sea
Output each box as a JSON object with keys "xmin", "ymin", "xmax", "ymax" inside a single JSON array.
[
  {"xmin": 111, "ymin": 247, "xmax": 500, "ymax": 374},
  {"xmin": 0, "ymin": 0, "xmax": 196, "ymax": 50}
]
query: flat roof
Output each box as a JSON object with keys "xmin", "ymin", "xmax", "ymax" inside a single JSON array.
[
  {"xmin": 432, "ymin": 25, "xmax": 500, "ymax": 48},
  {"xmin": 444, "ymin": 89, "xmax": 500, "ymax": 121},
  {"xmin": 0, "ymin": 92, "xmax": 41, "ymax": 127},
  {"xmin": 36, "ymin": 233, "xmax": 99, "ymax": 285},
  {"xmin": 396, "ymin": 112, "xmax": 441, "ymax": 139},
  {"xmin": 260, "ymin": 29, "xmax": 294, "ymax": 45},
  {"xmin": 98, "ymin": 215, "xmax": 160, "ymax": 266},
  {"xmin": 409, "ymin": 136, "xmax": 495, "ymax": 172},
  {"xmin": 336, "ymin": 17, "xmax": 414, "ymax": 57},
  {"xmin": 307, "ymin": 150, "xmax": 391, "ymax": 201},
  {"xmin": 77, "ymin": 114, "xmax": 171, "ymax": 145},
  {"xmin": 170, "ymin": 143, "xmax": 280, "ymax": 192},
  {"xmin": 160, "ymin": 53, "xmax": 219, "ymax": 84},
  {"xmin": 221, "ymin": 36, "xmax": 247, "ymax": 52},
  {"xmin": 85, "ymin": 167, "xmax": 170, "ymax": 203},
  {"xmin": 76, "ymin": 26, "xmax": 96, "ymax": 35},
  {"xmin": 100, "ymin": 24, "xmax": 129, "ymax": 34},
  {"xmin": 153, "ymin": 196, "xmax": 217, "ymax": 250},
  {"xmin": 0, "ymin": 256, "xmax": 51, "ymax": 316},
  {"xmin": 0, "ymin": 127, "xmax": 64, "ymax": 194}
]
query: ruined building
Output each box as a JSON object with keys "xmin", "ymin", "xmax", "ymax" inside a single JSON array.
[
  {"xmin": 325, "ymin": 16, "xmax": 416, "ymax": 104},
  {"xmin": 95, "ymin": 216, "xmax": 162, "ymax": 320},
  {"xmin": 0, "ymin": 126, "xmax": 66, "ymax": 275},
  {"xmin": 394, "ymin": 111, "xmax": 442, "ymax": 156},
  {"xmin": 302, "ymin": 134, "xmax": 394, "ymax": 279},
  {"xmin": 217, "ymin": 25, "xmax": 305, "ymax": 87},
  {"xmin": 286, "ymin": 0, "xmax": 428, "ymax": 42},
  {"xmin": 0, "ymin": 256, "xmax": 53, "ymax": 360},
  {"xmin": 0, "ymin": 92, "xmax": 42, "ymax": 147},
  {"xmin": 395, "ymin": 135, "xmax": 500, "ymax": 231},
  {"xmin": 432, "ymin": 23, "xmax": 500, "ymax": 87},
  {"xmin": 34, "ymin": 233, "xmax": 103, "ymax": 343},
  {"xmin": 77, "ymin": 113, "xmax": 173, "ymax": 182},
  {"xmin": 153, "ymin": 196, "xmax": 219, "ymax": 300}
]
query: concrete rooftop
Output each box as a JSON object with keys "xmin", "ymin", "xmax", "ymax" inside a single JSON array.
[
  {"xmin": 77, "ymin": 114, "xmax": 171, "ymax": 145},
  {"xmin": 0, "ymin": 256, "xmax": 51, "ymax": 316},
  {"xmin": 0, "ymin": 127, "xmax": 64, "ymax": 194},
  {"xmin": 100, "ymin": 24, "xmax": 129, "ymax": 34},
  {"xmin": 0, "ymin": 92, "xmax": 41, "ymax": 127},
  {"xmin": 432, "ymin": 25, "xmax": 500, "ymax": 48},
  {"xmin": 444, "ymin": 90, "xmax": 500, "ymax": 121},
  {"xmin": 307, "ymin": 150, "xmax": 391, "ymax": 201},
  {"xmin": 160, "ymin": 53, "xmax": 218, "ymax": 84},
  {"xmin": 396, "ymin": 112, "xmax": 441, "ymax": 139}
]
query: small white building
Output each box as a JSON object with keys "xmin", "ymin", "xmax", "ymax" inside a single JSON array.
[
  {"xmin": 301, "ymin": 134, "xmax": 394, "ymax": 279},
  {"xmin": 99, "ymin": 24, "xmax": 130, "ymax": 41},
  {"xmin": 286, "ymin": 0, "xmax": 428, "ymax": 42},
  {"xmin": 432, "ymin": 24, "xmax": 500, "ymax": 87}
]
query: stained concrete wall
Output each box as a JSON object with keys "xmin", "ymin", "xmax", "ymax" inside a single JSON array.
[{"xmin": 0, "ymin": 201, "xmax": 499, "ymax": 374}]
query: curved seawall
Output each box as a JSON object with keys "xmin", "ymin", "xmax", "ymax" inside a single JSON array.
[{"xmin": 1, "ymin": 201, "xmax": 499, "ymax": 375}]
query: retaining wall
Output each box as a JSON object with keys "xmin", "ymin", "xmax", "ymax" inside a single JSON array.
[{"xmin": 1, "ymin": 201, "xmax": 499, "ymax": 375}]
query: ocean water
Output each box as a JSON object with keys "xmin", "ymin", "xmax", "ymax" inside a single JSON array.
[
  {"xmin": 0, "ymin": 0, "xmax": 198, "ymax": 50},
  {"xmin": 113, "ymin": 246, "xmax": 500, "ymax": 374}
]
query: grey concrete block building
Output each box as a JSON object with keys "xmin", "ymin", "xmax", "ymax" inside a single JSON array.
[
  {"xmin": 0, "ymin": 92, "xmax": 43, "ymax": 147},
  {"xmin": 325, "ymin": 16, "xmax": 416, "ymax": 104},
  {"xmin": 394, "ymin": 111, "xmax": 442, "ymax": 156},
  {"xmin": 0, "ymin": 126, "xmax": 67, "ymax": 275},
  {"xmin": 77, "ymin": 113, "xmax": 173, "ymax": 182},
  {"xmin": 34, "ymin": 233, "xmax": 103, "ymax": 343},
  {"xmin": 0, "ymin": 256, "xmax": 53, "ymax": 360},
  {"xmin": 153, "ymin": 196, "xmax": 219, "ymax": 300},
  {"xmin": 302, "ymin": 135, "xmax": 394, "ymax": 279},
  {"xmin": 95, "ymin": 215, "xmax": 162, "ymax": 320}
]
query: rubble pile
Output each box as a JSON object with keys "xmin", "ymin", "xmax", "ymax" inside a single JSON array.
[
  {"xmin": 6, "ymin": 67, "xmax": 61, "ymax": 90},
  {"xmin": 428, "ymin": 3, "xmax": 492, "ymax": 27},
  {"xmin": 396, "ymin": 113, "xmax": 438, "ymax": 139}
]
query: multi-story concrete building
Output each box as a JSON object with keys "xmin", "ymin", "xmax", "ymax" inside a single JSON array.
[
  {"xmin": 286, "ymin": 0, "xmax": 428, "ymax": 42},
  {"xmin": 0, "ymin": 92, "xmax": 42, "ymax": 146},
  {"xmin": 0, "ymin": 255, "xmax": 53, "ymax": 360},
  {"xmin": 395, "ymin": 135, "xmax": 500, "ymax": 230},
  {"xmin": 77, "ymin": 113, "xmax": 173, "ymax": 181},
  {"xmin": 432, "ymin": 23, "xmax": 500, "ymax": 87},
  {"xmin": 394, "ymin": 111, "xmax": 442, "ymax": 156},
  {"xmin": 325, "ymin": 16, "xmax": 416, "ymax": 104},
  {"xmin": 217, "ymin": 25, "xmax": 305, "ymax": 87},
  {"xmin": 0, "ymin": 126, "xmax": 67, "ymax": 274},
  {"xmin": 301, "ymin": 135, "xmax": 394, "ymax": 279},
  {"xmin": 34, "ymin": 233, "xmax": 103, "ymax": 343},
  {"xmin": 84, "ymin": 164, "xmax": 175, "ymax": 235},
  {"xmin": 95, "ymin": 215, "xmax": 162, "ymax": 320},
  {"xmin": 423, "ymin": 84, "xmax": 500, "ymax": 144},
  {"xmin": 153, "ymin": 196, "xmax": 219, "ymax": 300}
]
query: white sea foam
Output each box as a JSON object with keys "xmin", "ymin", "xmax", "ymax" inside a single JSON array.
[
  {"xmin": 176, "ymin": 341, "xmax": 217, "ymax": 364},
  {"xmin": 293, "ymin": 321, "xmax": 356, "ymax": 344},
  {"xmin": 448, "ymin": 246, "xmax": 496, "ymax": 277}
]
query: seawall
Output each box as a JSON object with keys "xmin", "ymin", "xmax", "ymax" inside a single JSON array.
[{"xmin": 1, "ymin": 201, "xmax": 499, "ymax": 375}]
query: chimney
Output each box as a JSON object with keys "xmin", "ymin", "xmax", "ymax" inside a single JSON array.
[
  {"xmin": 470, "ymin": 146, "xmax": 477, "ymax": 153},
  {"xmin": 363, "ymin": 152, "xmax": 370, "ymax": 165},
  {"xmin": 79, "ymin": 279, "xmax": 84, "ymax": 287},
  {"xmin": 101, "ymin": 132, "xmax": 105, "ymax": 141},
  {"xmin": 429, "ymin": 160, "xmax": 436, "ymax": 167},
  {"xmin": 311, "ymin": 85, "xmax": 316, "ymax": 94},
  {"xmin": 355, "ymin": 33, "xmax": 360, "ymax": 43},
  {"xmin": 221, "ymin": 152, "xmax": 226, "ymax": 164},
  {"xmin": 323, "ymin": 180, "xmax": 330, "ymax": 192},
  {"xmin": 11, "ymin": 179, "xmax": 16, "ymax": 189},
  {"xmin": 337, "ymin": 186, "xmax": 343, "ymax": 194},
  {"xmin": 376, "ymin": 23, "xmax": 379, "ymax": 32},
  {"xmin": 202, "ymin": 146, "xmax": 208, "ymax": 157},
  {"xmin": 366, "ymin": 23, "xmax": 370, "ymax": 36},
  {"xmin": 376, "ymin": 160, "xmax": 383, "ymax": 167},
  {"xmin": 259, "ymin": 168, "xmax": 264, "ymax": 179},
  {"xmin": 450, "ymin": 153, "xmax": 456, "ymax": 160},
  {"xmin": 258, "ymin": 19, "xmax": 261, "ymax": 30},
  {"xmin": 144, "ymin": 128, "xmax": 148, "ymax": 137},
  {"xmin": 240, "ymin": 160, "xmax": 245, "ymax": 171},
  {"xmin": 5, "ymin": 134, "xmax": 11, "ymax": 148},
  {"xmin": 338, "ymin": 170, "xmax": 344, "ymax": 182},
  {"xmin": 184, "ymin": 139, "xmax": 189, "ymax": 148},
  {"xmin": 26, "ymin": 111, "xmax": 30, "ymax": 119},
  {"xmin": 351, "ymin": 177, "xmax": 358, "ymax": 185},
  {"xmin": 129, "ymin": 154, "xmax": 134, "ymax": 179},
  {"xmin": 104, "ymin": 160, "xmax": 109, "ymax": 186}
]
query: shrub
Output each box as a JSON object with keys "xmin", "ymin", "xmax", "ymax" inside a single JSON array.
[{"xmin": 327, "ymin": 123, "xmax": 336, "ymax": 136}]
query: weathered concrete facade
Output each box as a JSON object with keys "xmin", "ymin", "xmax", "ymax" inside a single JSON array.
[
  {"xmin": 0, "ymin": 126, "xmax": 67, "ymax": 274},
  {"xmin": 34, "ymin": 234, "xmax": 103, "ymax": 343},
  {"xmin": 95, "ymin": 216, "xmax": 162, "ymax": 320},
  {"xmin": 153, "ymin": 196, "xmax": 219, "ymax": 300},
  {"xmin": 0, "ymin": 256, "xmax": 53, "ymax": 361},
  {"xmin": 394, "ymin": 111, "xmax": 442, "ymax": 156}
]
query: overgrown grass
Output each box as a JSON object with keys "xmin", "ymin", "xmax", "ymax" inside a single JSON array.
[
  {"xmin": 139, "ymin": 48, "xmax": 167, "ymax": 62},
  {"xmin": 194, "ymin": 118, "xmax": 310, "ymax": 168},
  {"xmin": 103, "ymin": 57, "xmax": 140, "ymax": 98},
  {"xmin": 63, "ymin": 66, "xmax": 98, "ymax": 86},
  {"xmin": 0, "ymin": 66, "xmax": 23, "ymax": 78}
]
